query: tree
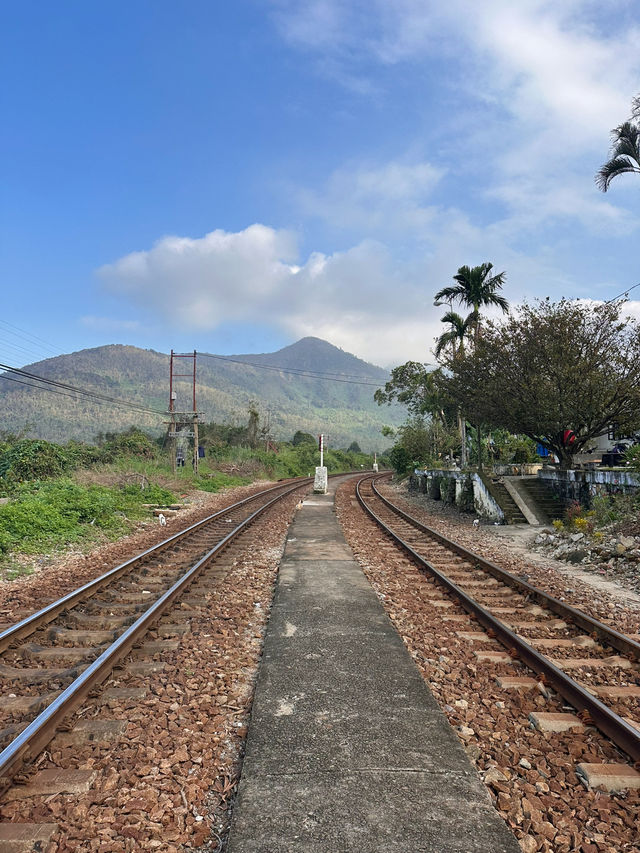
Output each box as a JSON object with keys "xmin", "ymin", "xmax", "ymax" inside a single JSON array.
[
  {"xmin": 347, "ymin": 441, "xmax": 362, "ymax": 453},
  {"xmin": 440, "ymin": 299, "xmax": 640, "ymax": 469},
  {"xmin": 434, "ymin": 311, "xmax": 475, "ymax": 361},
  {"xmin": 596, "ymin": 121, "xmax": 640, "ymax": 191},
  {"xmin": 374, "ymin": 362, "xmax": 454, "ymax": 422},
  {"xmin": 292, "ymin": 430, "xmax": 316, "ymax": 446},
  {"xmin": 434, "ymin": 263, "xmax": 509, "ymax": 344}
]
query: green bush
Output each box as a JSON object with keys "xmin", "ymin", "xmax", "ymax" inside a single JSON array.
[
  {"xmin": 0, "ymin": 478, "xmax": 177, "ymax": 557},
  {"xmin": 100, "ymin": 428, "xmax": 158, "ymax": 461},
  {"xmin": 623, "ymin": 445, "xmax": 640, "ymax": 471},
  {"xmin": 0, "ymin": 439, "xmax": 68, "ymax": 483}
]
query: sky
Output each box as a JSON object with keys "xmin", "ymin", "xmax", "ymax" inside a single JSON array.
[{"xmin": 1, "ymin": 0, "xmax": 639, "ymax": 371}]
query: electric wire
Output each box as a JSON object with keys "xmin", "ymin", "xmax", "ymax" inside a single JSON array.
[
  {"xmin": 0, "ymin": 363, "xmax": 166, "ymax": 417},
  {"xmin": 197, "ymin": 352, "xmax": 387, "ymax": 387},
  {"xmin": 605, "ymin": 282, "xmax": 640, "ymax": 304}
]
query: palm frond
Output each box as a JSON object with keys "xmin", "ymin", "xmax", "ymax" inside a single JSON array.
[
  {"xmin": 596, "ymin": 121, "xmax": 640, "ymax": 191},
  {"xmin": 434, "ymin": 284, "xmax": 465, "ymax": 306},
  {"xmin": 596, "ymin": 156, "xmax": 640, "ymax": 191}
]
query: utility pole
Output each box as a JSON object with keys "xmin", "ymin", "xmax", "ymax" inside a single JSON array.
[{"xmin": 166, "ymin": 350, "xmax": 203, "ymax": 475}]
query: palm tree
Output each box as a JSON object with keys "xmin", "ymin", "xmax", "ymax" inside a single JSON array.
[
  {"xmin": 596, "ymin": 120, "xmax": 640, "ymax": 191},
  {"xmin": 434, "ymin": 311, "xmax": 475, "ymax": 467},
  {"xmin": 434, "ymin": 311, "xmax": 475, "ymax": 361},
  {"xmin": 434, "ymin": 263, "xmax": 509, "ymax": 344}
]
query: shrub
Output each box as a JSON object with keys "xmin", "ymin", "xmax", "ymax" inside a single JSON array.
[
  {"xmin": 0, "ymin": 440, "xmax": 68, "ymax": 483},
  {"xmin": 101, "ymin": 428, "xmax": 158, "ymax": 461},
  {"xmin": 552, "ymin": 519, "xmax": 564, "ymax": 531},
  {"xmin": 623, "ymin": 444, "xmax": 640, "ymax": 471}
]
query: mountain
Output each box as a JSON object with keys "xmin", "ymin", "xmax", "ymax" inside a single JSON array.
[{"xmin": 0, "ymin": 337, "xmax": 404, "ymax": 450}]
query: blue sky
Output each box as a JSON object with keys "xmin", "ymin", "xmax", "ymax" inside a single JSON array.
[{"xmin": 1, "ymin": 0, "xmax": 639, "ymax": 369}]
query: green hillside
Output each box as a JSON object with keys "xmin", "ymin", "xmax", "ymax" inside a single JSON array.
[{"xmin": 0, "ymin": 337, "xmax": 403, "ymax": 450}]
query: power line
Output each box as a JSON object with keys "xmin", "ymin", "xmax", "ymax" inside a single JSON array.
[
  {"xmin": 198, "ymin": 352, "xmax": 387, "ymax": 387},
  {"xmin": 1, "ymin": 374, "xmax": 94, "ymax": 402},
  {"xmin": 605, "ymin": 282, "xmax": 640, "ymax": 304},
  {"xmin": 0, "ymin": 363, "xmax": 166, "ymax": 417},
  {"xmin": 0, "ymin": 319, "xmax": 61, "ymax": 360}
]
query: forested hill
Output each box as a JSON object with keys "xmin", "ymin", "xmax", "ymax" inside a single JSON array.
[{"xmin": 0, "ymin": 337, "xmax": 402, "ymax": 450}]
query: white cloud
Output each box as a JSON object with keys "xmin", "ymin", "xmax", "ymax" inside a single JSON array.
[
  {"xmin": 297, "ymin": 158, "xmax": 444, "ymax": 235},
  {"xmin": 98, "ymin": 220, "xmax": 640, "ymax": 367},
  {"xmin": 98, "ymin": 224, "xmax": 440, "ymax": 364},
  {"xmin": 99, "ymin": 225, "xmax": 299, "ymax": 330},
  {"xmin": 273, "ymin": 1, "xmax": 640, "ymax": 232}
]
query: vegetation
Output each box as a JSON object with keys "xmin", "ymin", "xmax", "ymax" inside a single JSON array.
[
  {"xmin": 434, "ymin": 262, "xmax": 509, "ymax": 344},
  {"xmin": 440, "ymin": 299, "xmax": 640, "ymax": 469},
  {"xmin": 596, "ymin": 93, "xmax": 640, "ymax": 191},
  {"xmin": 434, "ymin": 311, "xmax": 475, "ymax": 360},
  {"xmin": 0, "ymin": 421, "xmax": 377, "ymax": 567},
  {"xmin": 0, "ymin": 338, "xmax": 403, "ymax": 449}
]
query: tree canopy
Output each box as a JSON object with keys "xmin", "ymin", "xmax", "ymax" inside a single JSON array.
[
  {"xmin": 596, "ymin": 93, "xmax": 640, "ymax": 191},
  {"xmin": 434, "ymin": 262, "xmax": 509, "ymax": 343},
  {"xmin": 374, "ymin": 362, "xmax": 454, "ymax": 422},
  {"xmin": 439, "ymin": 299, "xmax": 640, "ymax": 468}
]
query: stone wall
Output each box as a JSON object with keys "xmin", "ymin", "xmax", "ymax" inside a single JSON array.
[
  {"xmin": 538, "ymin": 467, "xmax": 640, "ymax": 508},
  {"xmin": 410, "ymin": 470, "xmax": 504, "ymax": 522}
]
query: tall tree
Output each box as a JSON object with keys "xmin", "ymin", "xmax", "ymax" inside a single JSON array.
[
  {"xmin": 434, "ymin": 311, "xmax": 475, "ymax": 361},
  {"xmin": 434, "ymin": 263, "xmax": 509, "ymax": 344},
  {"xmin": 434, "ymin": 311, "xmax": 475, "ymax": 466},
  {"xmin": 440, "ymin": 299, "xmax": 640, "ymax": 469},
  {"xmin": 596, "ymin": 120, "xmax": 640, "ymax": 191}
]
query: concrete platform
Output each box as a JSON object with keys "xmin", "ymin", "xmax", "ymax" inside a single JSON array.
[{"xmin": 227, "ymin": 483, "xmax": 520, "ymax": 853}]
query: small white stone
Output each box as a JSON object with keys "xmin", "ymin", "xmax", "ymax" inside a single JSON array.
[{"xmin": 519, "ymin": 758, "xmax": 532, "ymax": 770}]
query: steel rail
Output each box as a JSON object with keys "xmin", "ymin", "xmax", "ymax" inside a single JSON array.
[
  {"xmin": 356, "ymin": 476, "xmax": 640, "ymax": 763},
  {"xmin": 0, "ymin": 478, "xmax": 307, "ymax": 793},
  {"xmin": 0, "ymin": 479, "xmax": 308, "ymax": 654},
  {"xmin": 370, "ymin": 477, "xmax": 640, "ymax": 662}
]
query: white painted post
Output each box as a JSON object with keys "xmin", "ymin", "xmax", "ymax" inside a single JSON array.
[{"xmin": 314, "ymin": 433, "xmax": 328, "ymax": 493}]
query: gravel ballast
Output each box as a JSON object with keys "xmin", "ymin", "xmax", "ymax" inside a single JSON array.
[{"xmin": 336, "ymin": 480, "xmax": 640, "ymax": 853}]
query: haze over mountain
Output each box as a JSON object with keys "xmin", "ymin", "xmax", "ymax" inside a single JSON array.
[{"xmin": 0, "ymin": 337, "xmax": 402, "ymax": 450}]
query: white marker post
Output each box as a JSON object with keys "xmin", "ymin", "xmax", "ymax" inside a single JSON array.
[{"xmin": 314, "ymin": 433, "xmax": 328, "ymax": 494}]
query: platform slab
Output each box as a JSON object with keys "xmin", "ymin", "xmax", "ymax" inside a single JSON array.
[{"xmin": 227, "ymin": 481, "xmax": 520, "ymax": 853}]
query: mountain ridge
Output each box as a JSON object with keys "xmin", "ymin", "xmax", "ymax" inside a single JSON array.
[{"xmin": 0, "ymin": 338, "xmax": 402, "ymax": 449}]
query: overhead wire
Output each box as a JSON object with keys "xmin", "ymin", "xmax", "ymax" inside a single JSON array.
[
  {"xmin": 0, "ymin": 319, "xmax": 61, "ymax": 357},
  {"xmin": 0, "ymin": 362, "xmax": 166, "ymax": 417},
  {"xmin": 198, "ymin": 352, "xmax": 387, "ymax": 387}
]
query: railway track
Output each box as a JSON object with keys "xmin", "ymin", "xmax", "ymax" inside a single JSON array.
[
  {"xmin": 356, "ymin": 475, "xmax": 640, "ymax": 772},
  {"xmin": 0, "ymin": 477, "xmax": 311, "ymax": 798}
]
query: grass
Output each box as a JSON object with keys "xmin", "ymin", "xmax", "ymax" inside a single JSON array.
[
  {"xmin": 0, "ymin": 559, "xmax": 34, "ymax": 582},
  {"xmin": 0, "ymin": 477, "xmax": 177, "ymax": 559},
  {"xmin": 0, "ymin": 435, "xmax": 379, "ymax": 576}
]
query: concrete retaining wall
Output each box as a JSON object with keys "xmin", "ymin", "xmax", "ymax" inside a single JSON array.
[
  {"xmin": 538, "ymin": 467, "xmax": 640, "ymax": 507},
  {"xmin": 410, "ymin": 470, "xmax": 504, "ymax": 522},
  {"xmin": 492, "ymin": 463, "xmax": 543, "ymax": 476}
]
